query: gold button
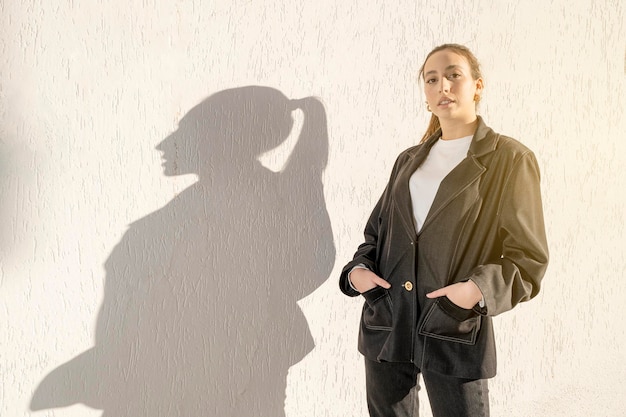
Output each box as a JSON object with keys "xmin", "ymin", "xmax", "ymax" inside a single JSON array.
[{"xmin": 403, "ymin": 281, "xmax": 413, "ymax": 291}]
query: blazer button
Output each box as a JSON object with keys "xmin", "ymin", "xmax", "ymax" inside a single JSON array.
[{"xmin": 403, "ymin": 281, "xmax": 413, "ymax": 291}]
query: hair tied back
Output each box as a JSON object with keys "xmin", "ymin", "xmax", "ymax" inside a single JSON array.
[{"xmin": 289, "ymin": 98, "xmax": 304, "ymax": 111}]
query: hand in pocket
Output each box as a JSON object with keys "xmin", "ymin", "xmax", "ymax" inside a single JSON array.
[{"xmin": 426, "ymin": 281, "xmax": 483, "ymax": 309}]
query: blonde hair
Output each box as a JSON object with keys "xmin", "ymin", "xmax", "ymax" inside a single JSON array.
[{"xmin": 418, "ymin": 44, "xmax": 483, "ymax": 143}]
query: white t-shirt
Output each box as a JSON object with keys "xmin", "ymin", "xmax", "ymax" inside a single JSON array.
[{"xmin": 409, "ymin": 135, "xmax": 473, "ymax": 233}]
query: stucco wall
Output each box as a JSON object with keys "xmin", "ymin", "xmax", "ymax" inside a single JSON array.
[{"xmin": 1, "ymin": 1, "xmax": 625, "ymax": 416}]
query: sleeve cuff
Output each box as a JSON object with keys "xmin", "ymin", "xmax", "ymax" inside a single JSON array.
[{"xmin": 469, "ymin": 278, "xmax": 485, "ymax": 308}]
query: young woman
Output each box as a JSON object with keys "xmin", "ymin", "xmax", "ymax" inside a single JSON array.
[{"xmin": 339, "ymin": 44, "xmax": 549, "ymax": 417}]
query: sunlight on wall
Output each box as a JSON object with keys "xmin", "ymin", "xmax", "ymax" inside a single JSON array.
[{"xmin": 1, "ymin": 1, "xmax": 625, "ymax": 416}]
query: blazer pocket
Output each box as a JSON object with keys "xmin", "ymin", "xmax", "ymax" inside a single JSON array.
[
  {"xmin": 361, "ymin": 286, "xmax": 393, "ymax": 331},
  {"xmin": 418, "ymin": 296, "xmax": 480, "ymax": 345}
]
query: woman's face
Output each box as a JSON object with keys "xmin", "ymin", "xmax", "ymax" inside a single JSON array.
[{"xmin": 423, "ymin": 49, "xmax": 483, "ymax": 124}]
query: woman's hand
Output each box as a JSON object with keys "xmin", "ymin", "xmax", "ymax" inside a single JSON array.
[
  {"xmin": 349, "ymin": 268, "xmax": 391, "ymax": 294},
  {"xmin": 426, "ymin": 281, "xmax": 483, "ymax": 309}
]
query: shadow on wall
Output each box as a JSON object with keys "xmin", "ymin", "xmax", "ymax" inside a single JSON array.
[{"xmin": 31, "ymin": 86, "xmax": 335, "ymax": 416}]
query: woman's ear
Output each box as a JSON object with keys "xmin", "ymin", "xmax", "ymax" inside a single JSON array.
[{"xmin": 475, "ymin": 77, "xmax": 484, "ymax": 95}]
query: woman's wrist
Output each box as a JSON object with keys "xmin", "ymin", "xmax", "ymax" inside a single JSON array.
[
  {"xmin": 467, "ymin": 279, "xmax": 484, "ymax": 306},
  {"xmin": 348, "ymin": 264, "xmax": 369, "ymax": 291}
]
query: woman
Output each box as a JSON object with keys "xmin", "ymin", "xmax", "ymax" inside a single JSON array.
[{"xmin": 339, "ymin": 44, "xmax": 549, "ymax": 417}]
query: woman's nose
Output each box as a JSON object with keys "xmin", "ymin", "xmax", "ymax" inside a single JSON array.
[{"xmin": 439, "ymin": 77, "xmax": 451, "ymax": 93}]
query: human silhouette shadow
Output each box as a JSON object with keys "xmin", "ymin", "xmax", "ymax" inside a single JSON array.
[{"xmin": 31, "ymin": 86, "xmax": 335, "ymax": 416}]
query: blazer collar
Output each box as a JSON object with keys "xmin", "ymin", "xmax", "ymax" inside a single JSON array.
[
  {"xmin": 405, "ymin": 116, "xmax": 497, "ymax": 159},
  {"xmin": 468, "ymin": 116, "xmax": 498, "ymax": 158}
]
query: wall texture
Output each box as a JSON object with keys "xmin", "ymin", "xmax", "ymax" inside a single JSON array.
[{"xmin": 1, "ymin": 0, "xmax": 625, "ymax": 416}]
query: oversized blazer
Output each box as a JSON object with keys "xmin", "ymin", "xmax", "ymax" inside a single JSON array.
[{"xmin": 340, "ymin": 116, "xmax": 549, "ymax": 379}]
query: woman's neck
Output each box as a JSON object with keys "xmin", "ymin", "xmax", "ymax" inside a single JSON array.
[{"xmin": 439, "ymin": 116, "xmax": 478, "ymax": 140}]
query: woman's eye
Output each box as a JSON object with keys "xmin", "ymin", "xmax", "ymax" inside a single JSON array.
[
  {"xmin": 447, "ymin": 73, "xmax": 461, "ymax": 80},
  {"xmin": 426, "ymin": 78, "xmax": 437, "ymax": 84}
]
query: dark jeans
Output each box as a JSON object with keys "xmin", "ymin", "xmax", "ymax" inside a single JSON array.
[{"xmin": 365, "ymin": 357, "xmax": 490, "ymax": 417}]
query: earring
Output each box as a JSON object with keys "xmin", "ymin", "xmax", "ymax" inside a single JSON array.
[
  {"xmin": 474, "ymin": 94, "xmax": 481, "ymax": 102},
  {"xmin": 425, "ymin": 101, "xmax": 431, "ymax": 112}
]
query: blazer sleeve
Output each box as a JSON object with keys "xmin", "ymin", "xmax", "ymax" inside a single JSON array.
[
  {"xmin": 468, "ymin": 150, "xmax": 549, "ymax": 316},
  {"xmin": 339, "ymin": 152, "xmax": 409, "ymax": 297}
]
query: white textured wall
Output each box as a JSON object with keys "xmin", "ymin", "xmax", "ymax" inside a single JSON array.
[{"xmin": 1, "ymin": 0, "xmax": 625, "ymax": 416}]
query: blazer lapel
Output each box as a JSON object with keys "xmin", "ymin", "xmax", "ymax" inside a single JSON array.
[
  {"xmin": 418, "ymin": 116, "xmax": 498, "ymax": 235},
  {"xmin": 418, "ymin": 156, "xmax": 485, "ymax": 234}
]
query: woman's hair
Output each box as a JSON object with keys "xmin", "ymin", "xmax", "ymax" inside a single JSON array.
[{"xmin": 418, "ymin": 44, "xmax": 483, "ymax": 143}]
